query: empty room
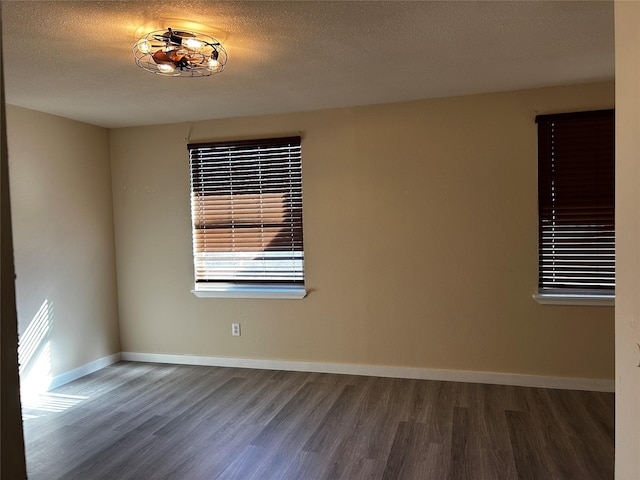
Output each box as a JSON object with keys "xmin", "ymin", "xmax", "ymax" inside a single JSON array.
[{"xmin": 1, "ymin": 1, "xmax": 639, "ymax": 479}]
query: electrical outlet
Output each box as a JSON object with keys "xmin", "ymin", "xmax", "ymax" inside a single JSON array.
[{"xmin": 232, "ymin": 323, "xmax": 241, "ymax": 336}]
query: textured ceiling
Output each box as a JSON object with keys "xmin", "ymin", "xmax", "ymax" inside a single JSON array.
[{"xmin": 1, "ymin": 1, "xmax": 614, "ymax": 128}]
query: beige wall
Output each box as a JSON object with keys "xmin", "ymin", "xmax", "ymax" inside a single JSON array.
[
  {"xmin": 6, "ymin": 105, "xmax": 120, "ymax": 389},
  {"xmin": 111, "ymin": 82, "xmax": 614, "ymax": 381},
  {"xmin": 615, "ymin": 2, "xmax": 640, "ymax": 478}
]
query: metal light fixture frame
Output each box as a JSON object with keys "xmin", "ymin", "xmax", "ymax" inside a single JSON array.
[{"xmin": 133, "ymin": 28, "xmax": 228, "ymax": 77}]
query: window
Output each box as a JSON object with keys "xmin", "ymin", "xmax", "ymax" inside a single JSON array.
[
  {"xmin": 536, "ymin": 109, "xmax": 614, "ymax": 304},
  {"xmin": 188, "ymin": 136, "xmax": 305, "ymax": 299}
]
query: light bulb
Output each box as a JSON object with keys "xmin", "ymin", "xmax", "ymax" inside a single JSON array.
[
  {"xmin": 208, "ymin": 57, "xmax": 219, "ymax": 69},
  {"xmin": 184, "ymin": 38, "xmax": 204, "ymax": 49},
  {"xmin": 157, "ymin": 63, "xmax": 175, "ymax": 73},
  {"xmin": 138, "ymin": 40, "xmax": 151, "ymax": 54}
]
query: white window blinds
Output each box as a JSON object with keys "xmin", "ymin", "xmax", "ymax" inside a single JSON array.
[
  {"xmin": 188, "ymin": 137, "xmax": 304, "ymax": 288},
  {"xmin": 536, "ymin": 110, "xmax": 615, "ymax": 294}
]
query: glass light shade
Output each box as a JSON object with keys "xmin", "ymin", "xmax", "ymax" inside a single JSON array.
[
  {"xmin": 133, "ymin": 28, "xmax": 227, "ymax": 77},
  {"xmin": 184, "ymin": 38, "xmax": 205, "ymax": 49},
  {"xmin": 157, "ymin": 63, "xmax": 176, "ymax": 73},
  {"xmin": 138, "ymin": 40, "xmax": 151, "ymax": 54}
]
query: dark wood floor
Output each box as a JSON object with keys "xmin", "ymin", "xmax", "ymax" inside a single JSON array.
[{"xmin": 22, "ymin": 362, "xmax": 614, "ymax": 480}]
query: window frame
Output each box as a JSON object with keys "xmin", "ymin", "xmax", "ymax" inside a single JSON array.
[
  {"xmin": 188, "ymin": 136, "xmax": 306, "ymax": 299},
  {"xmin": 534, "ymin": 109, "xmax": 615, "ymax": 306}
]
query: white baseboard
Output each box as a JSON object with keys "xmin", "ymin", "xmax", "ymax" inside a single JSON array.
[
  {"xmin": 48, "ymin": 352, "xmax": 121, "ymax": 391},
  {"xmin": 120, "ymin": 352, "xmax": 614, "ymax": 393}
]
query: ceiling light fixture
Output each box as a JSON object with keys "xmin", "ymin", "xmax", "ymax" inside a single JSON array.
[{"xmin": 133, "ymin": 28, "xmax": 227, "ymax": 77}]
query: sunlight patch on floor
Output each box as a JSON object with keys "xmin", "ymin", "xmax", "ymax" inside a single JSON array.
[{"xmin": 22, "ymin": 392, "xmax": 88, "ymax": 420}]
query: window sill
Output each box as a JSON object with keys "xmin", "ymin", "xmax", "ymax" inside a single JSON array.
[
  {"xmin": 533, "ymin": 293, "xmax": 614, "ymax": 306},
  {"xmin": 192, "ymin": 284, "xmax": 306, "ymax": 299}
]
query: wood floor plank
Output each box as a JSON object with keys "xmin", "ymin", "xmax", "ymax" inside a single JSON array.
[
  {"xmin": 355, "ymin": 377, "xmax": 416, "ymax": 461},
  {"xmin": 523, "ymin": 387, "xmax": 592, "ymax": 480},
  {"xmin": 235, "ymin": 377, "xmax": 303, "ymax": 428},
  {"xmin": 303, "ymin": 384, "xmax": 366, "ymax": 455},
  {"xmin": 147, "ymin": 423, "xmax": 263, "ymax": 480},
  {"xmin": 450, "ymin": 406, "xmax": 475, "ymax": 480},
  {"xmin": 22, "ymin": 362, "xmax": 615, "ymax": 480},
  {"xmin": 545, "ymin": 389, "xmax": 614, "ymax": 480},
  {"xmin": 505, "ymin": 409, "xmax": 553, "ymax": 480},
  {"xmin": 425, "ymin": 381, "xmax": 456, "ymax": 446},
  {"xmin": 478, "ymin": 448, "xmax": 518, "ymax": 480},
  {"xmin": 381, "ymin": 421, "xmax": 433, "ymax": 480},
  {"xmin": 316, "ymin": 433, "xmax": 372, "ymax": 480},
  {"xmin": 250, "ymin": 381, "xmax": 342, "ymax": 448}
]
